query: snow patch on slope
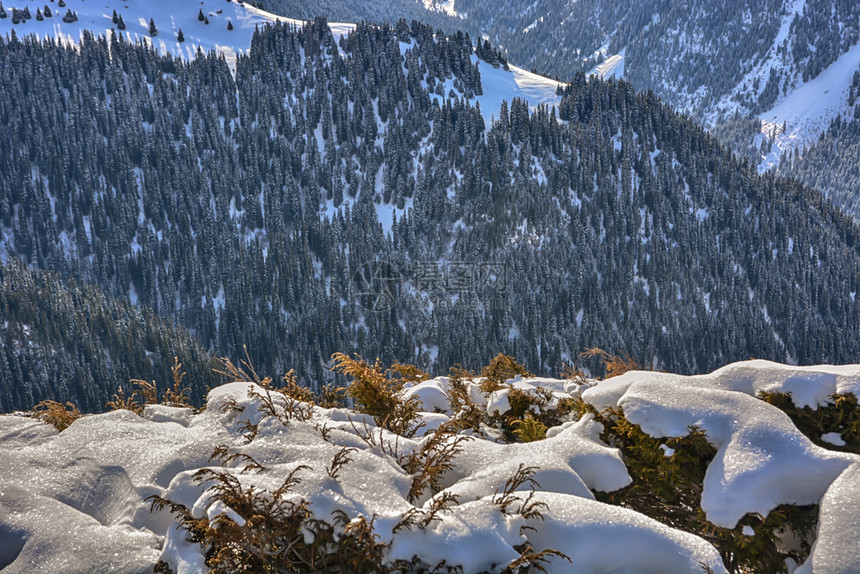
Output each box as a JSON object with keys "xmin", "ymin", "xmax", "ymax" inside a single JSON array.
[
  {"xmin": 422, "ymin": 0, "xmax": 460, "ymax": 19},
  {"xmin": 758, "ymin": 40, "xmax": 860, "ymax": 172},
  {"xmin": 0, "ymin": 0, "xmax": 355, "ymax": 71},
  {"xmin": 589, "ymin": 49, "xmax": 626, "ymax": 80},
  {"xmin": 472, "ymin": 56, "xmax": 563, "ymax": 124}
]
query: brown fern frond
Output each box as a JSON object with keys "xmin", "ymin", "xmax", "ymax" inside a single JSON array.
[
  {"xmin": 327, "ymin": 446, "xmax": 357, "ymax": 481},
  {"xmin": 106, "ymin": 385, "xmax": 143, "ymax": 414},
  {"xmin": 505, "ymin": 544, "xmax": 571, "ymax": 573},
  {"xmin": 579, "ymin": 347, "xmax": 640, "ymax": 379},
  {"xmin": 272, "ymin": 464, "xmax": 312, "ymax": 499},
  {"xmin": 214, "ymin": 346, "xmax": 272, "ymax": 388},
  {"xmin": 32, "ymin": 400, "xmax": 82, "ymax": 432},
  {"xmin": 403, "ymin": 423, "xmax": 472, "ymax": 503},
  {"xmin": 130, "ymin": 378, "xmax": 158, "ymax": 406},
  {"xmin": 480, "ymin": 354, "xmax": 532, "ymax": 392},
  {"xmin": 493, "ymin": 464, "xmax": 541, "ymax": 515},
  {"xmin": 387, "ymin": 361, "xmax": 431, "ymax": 384},
  {"xmin": 162, "ymin": 357, "xmax": 192, "ymax": 408},
  {"xmin": 332, "ymin": 353, "xmax": 422, "ymax": 436}
]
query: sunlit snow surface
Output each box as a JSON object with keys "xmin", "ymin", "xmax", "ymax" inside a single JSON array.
[
  {"xmin": 473, "ymin": 58, "xmax": 563, "ymax": 122},
  {"xmin": 1, "ymin": 361, "xmax": 859, "ymax": 572},
  {"xmin": 0, "ymin": 0, "xmax": 355, "ymax": 70},
  {"xmin": 758, "ymin": 40, "xmax": 860, "ymax": 172}
]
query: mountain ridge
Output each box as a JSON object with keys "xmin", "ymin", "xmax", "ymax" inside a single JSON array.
[{"xmin": 2, "ymin": 16, "xmax": 860, "ymax": 401}]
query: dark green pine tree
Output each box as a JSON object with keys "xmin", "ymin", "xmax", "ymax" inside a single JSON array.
[
  {"xmin": 227, "ymin": 20, "xmax": 233, "ymax": 31},
  {"xmin": 177, "ymin": 28, "xmax": 184, "ymax": 42},
  {"xmin": 198, "ymin": 9, "xmax": 205, "ymax": 22},
  {"xmin": 112, "ymin": 9, "xmax": 118, "ymax": 24},
  {"xmin": 149, "ymin": 18, "xmax": 157, "ymax": 37}
]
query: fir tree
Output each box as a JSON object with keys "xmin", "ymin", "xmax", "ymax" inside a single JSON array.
[
  {"xmin": 177, "ymin": 28, "xmax": 184, "ymax": 42},
  {"xmin": 227, "ymin": 20, "xmax": 233, "ymax": 31},
  {"xmin": 149, "ymin": 18, "xmax": 157, "ymax": 37}
]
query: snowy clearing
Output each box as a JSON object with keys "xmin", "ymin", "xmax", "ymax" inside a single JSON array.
[{"xmin": 472, "ymin": 56, "xmax": 563, "ymax": 124}]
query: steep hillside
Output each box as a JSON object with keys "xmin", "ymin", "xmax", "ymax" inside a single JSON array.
[
  {"xmin": 8, "ymin": 0, "xmax": 860, "ymax": 215},
  {"xmin": 436, "ymin": 0, "xmax": 860, "ymax": 144},
  {"xmin": 0, "ymin": 0, "xmax": 357, "ymax": 68},
  {"xmin": 252, "ymin": 0, "xmax": 860, "ymax": 215},
  {"xmin": 0, "ymin": 260, "xmax": 220, "ymax": 412},
  {"xmin": 777, "ymin": 70, "xmax": 860, "ymax": 215},
  {"xmin": 1, "ymin": 19, "xmax": 860, "ymax": 388}
]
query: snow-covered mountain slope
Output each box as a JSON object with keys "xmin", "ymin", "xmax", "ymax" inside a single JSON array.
[
  {"xmin": 756, "ymin": 41, "xmax": 860, "ymax": 172},
  {"xmin": 1, "ymin": 360, "xmax": 858, "ymax": 572},
  {"xmin": 422, "ymin": 0, "xmax": 860, "ymax": 179},
  {"xmin": 31, "ymin": 0, "xmax": 855, "ymax": 212},
  {"xmin": 0, "ymin": 0, "xmax": 355, "ymax": 69},
  {"xmin": 0, "ymin": 0, "xmax": 561, "ymax": 122},
  {"xmin": 5, "ymin": 16, "xmax": 860, "ymax": 382}
]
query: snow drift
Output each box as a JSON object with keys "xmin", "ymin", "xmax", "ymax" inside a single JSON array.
[{"xmin": 0, "ymin": 360, "xmax": 858, "ymax": 573}]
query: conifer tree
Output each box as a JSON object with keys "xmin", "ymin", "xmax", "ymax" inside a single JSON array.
[
  {"xmin": 149, "ymin": 18, "xmax": 157, "ymax": 37},
  {"xmin": 177, "ymin": 28, "xmax": 184, "ymax": 42},
  {"xmin": 198, "ymin": 9, "xmax": 205, "ymax": 22},
  {"xmin": 227, "ymin": 20, "xmax": 233, "ymax": 31},
  {"xmin": 116, "ymin": 14, "xmax": 125, "ymax": 30}
]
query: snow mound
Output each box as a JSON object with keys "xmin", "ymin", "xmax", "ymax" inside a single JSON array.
[
  {"xmin": 0, "ymin": 361, "xmax": 858, "ymax": 572},
  {"xmin": 795, "ymin": 462, "xmax": 860, "ymax": 574}
]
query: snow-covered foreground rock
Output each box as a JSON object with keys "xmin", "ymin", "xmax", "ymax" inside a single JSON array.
[{"xmin": 0, "ymin": 360, "xmax": 858, "ymax": 573}]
